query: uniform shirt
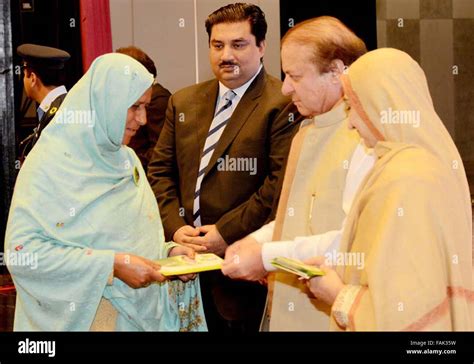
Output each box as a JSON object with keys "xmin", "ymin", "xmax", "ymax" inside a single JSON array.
[{"xmin": 37, "ymin": 85, "xmax": 67, "ymax": 120}]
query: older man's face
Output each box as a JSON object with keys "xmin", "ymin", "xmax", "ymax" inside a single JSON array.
[{"xmin": 281, "ymin": 42, "xmax": 341, "ymax": 117}]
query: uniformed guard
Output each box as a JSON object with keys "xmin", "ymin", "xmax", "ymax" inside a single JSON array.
[{"xmin": 17, "ymin": 43, "xmax": 70, "ymax": 159}]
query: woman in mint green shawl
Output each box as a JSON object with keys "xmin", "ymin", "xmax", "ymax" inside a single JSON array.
[{"xmin": 5, "ymin": 53, "xmax": 207, "ymax": 331}]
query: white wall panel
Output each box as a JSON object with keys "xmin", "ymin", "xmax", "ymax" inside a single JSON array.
[{"xmin": 110, "ymin": 0, "xmax": 282, "ymax": 93}]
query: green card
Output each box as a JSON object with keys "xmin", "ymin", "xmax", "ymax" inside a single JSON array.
[{"xmin": 271, "ymin": 256, "xmax": 325, "ymax": 279}]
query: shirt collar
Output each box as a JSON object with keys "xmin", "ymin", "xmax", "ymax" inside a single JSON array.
[
  {"xmin": 218, "ymin": 64, "xmax": 263, "ymax": 100},
  {"xmin": 38, "ymin": 85, "xmax": 67, "ymax": 113}
]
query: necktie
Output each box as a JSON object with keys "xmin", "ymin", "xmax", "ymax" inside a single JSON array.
[
  {"xmin": 193, "ymin": 90, "xmax": 236, "ymax": 226},
  {"xmin": 37, "ymin": 106, "xmax": 45, "ymax": 121}
]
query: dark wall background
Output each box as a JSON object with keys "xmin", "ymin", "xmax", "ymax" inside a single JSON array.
[
  {"xmin": 11, "ymin": 0, "xmax": 83, "ymax": 88},
  {"xmin": 11, "ymin": 0, "xmax": 84, "ymax": 146},
  {"xmin": 1, "ymin": 0, "xmax": 84, "ymax": 254},
  {"xmin": 1, "ymin": 0, "xmax": 15, "ymax": 275},
  {"xmin": 279, "ymin": 0, "xmax": 377, "ymax": 50}
]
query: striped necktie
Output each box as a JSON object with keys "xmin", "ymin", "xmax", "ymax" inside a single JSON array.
[{"xmin": 193, "ymin": 90, "xmax": 237, "ymax": 226}]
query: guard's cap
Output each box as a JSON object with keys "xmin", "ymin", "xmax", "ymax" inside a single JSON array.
[{"xmin": 17, "ymin": 43, "xmax": 70, "ymax": 70}]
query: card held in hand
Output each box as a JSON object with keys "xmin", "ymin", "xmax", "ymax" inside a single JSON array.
[
  {"xmin": 271, "ymin": 256, "xmax": 325, "ymax": 279},
  {"xmin": 156, "ymin": 253, "xmax": 223, "ymax": 276}
]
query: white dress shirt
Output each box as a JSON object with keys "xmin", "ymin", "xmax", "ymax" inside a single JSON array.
[
  {"xmin": 250, "ymin": 142, "xmax": 376, "ymax": 271},
  {"xmin": 215, "ymin": 64, "xmax": 262, "ymax": 114}
]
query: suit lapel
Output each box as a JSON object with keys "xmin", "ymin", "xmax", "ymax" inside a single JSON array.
[
  {"xmin": 195, "ymin": 80, "xmax": 219, "ymax": 159},
  {"xmin": 204, "ymin": 69, "xmax": 266, "ymax": 176}
]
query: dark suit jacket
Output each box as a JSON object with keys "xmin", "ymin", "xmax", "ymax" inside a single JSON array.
[
  {"xmin": 128, "ymin": 83, "xmax": 171, "ymax": 171},
  {"xmin": 147, "ymin": 68, "xmax": 301, "ymax": 321},
  {"xmin": 148, "ymin": 68, "xmax": 301, "ymax": 243},
  {"xmin": 20, "ymin": 93, "xmax": 67, "ymax": 159}
]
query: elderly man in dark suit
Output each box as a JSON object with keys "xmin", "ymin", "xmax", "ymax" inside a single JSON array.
[{"xmin": 148, "ymin": 2, "xmax": 301, "ymax": 333}]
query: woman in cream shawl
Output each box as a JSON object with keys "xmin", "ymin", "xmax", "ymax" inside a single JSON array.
[
  {"xmin": 5, "ymin": 53, "xmax": 207, "ymax": 331},
  {"xmin": 306, "ymin": 48, "xmax": 473, "ymax": 331}
]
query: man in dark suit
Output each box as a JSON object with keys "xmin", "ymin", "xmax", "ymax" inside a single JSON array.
[
  {"xmin": 116, "ymin": 46, "xmax": 171, "ymax": 172},
  {"xmin": 17, "ymin": 44, "xmax": 70, "ymax": 159},
  {"xmin": 148, "ymin": 3, "xmax": 301, "ymax": 333}
]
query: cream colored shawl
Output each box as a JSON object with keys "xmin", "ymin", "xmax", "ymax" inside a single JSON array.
[
  {"xmin": 338, "ymin": 48, "xmax": 473, "ymax": 330},
  {"xmin": 267, "ymin": 102, "xmax": 360, "ymax": 331}
]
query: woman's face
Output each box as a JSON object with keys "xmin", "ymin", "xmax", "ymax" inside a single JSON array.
[
  {"xmin": 122, "ymin": 87, "xmax": 153, "ymax": 145},
  {"xmin": 346, "ymin": 100, "xmax": 380, "ymax": 148}
]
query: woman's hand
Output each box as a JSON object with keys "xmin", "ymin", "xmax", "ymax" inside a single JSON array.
[
  {"xmin": 304, "ymin": 256, "xmax": 345, "ymax": 306},
  {"xmin": 113, "ymin": 253, "xmax": 166, "ymax": 289},
  {"xmin": 167, "ymin": 245, "xmax": 197, "ymax": 282}
]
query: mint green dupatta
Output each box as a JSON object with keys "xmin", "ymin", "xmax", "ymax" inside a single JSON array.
[{"xmin": 5, "ymin": 53, "xmax": 207, "ymax": 331}]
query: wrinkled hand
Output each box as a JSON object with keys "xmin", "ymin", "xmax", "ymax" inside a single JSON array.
[
  {"xmin": 167, "ymin": 244, "xmax": 197, "ymax": 282},
  {"xmin": 113, "ymin": 253, "xmax": 166, "ymax": 289},
  {"xmin": 221, "ymin": 236, "xmax": 267, "ymax": 281},
  {"xmin": 172, "ymin": 225, "xmax": 206, "ymax": 252},
  {"xmin": 188, "ymin": 225, "xmax": 227, "ymax": 257},
  {"xmin": 304, "ymin": 256, "xmax": 345, "ymax": 306}
]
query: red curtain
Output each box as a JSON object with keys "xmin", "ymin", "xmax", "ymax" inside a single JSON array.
[{"xmin": 80, "ymin": 0, "xmax": 113, "ymax": 72}]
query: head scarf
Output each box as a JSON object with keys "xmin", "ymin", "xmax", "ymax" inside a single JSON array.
[
  {"xmin": 336, "ymin": 48, "xmax": 472, "ymax": 330},
  {"xmin": 6, "ymin": 53, "xmax": 206, "ymax": 331},
  {"xmin": 341, "ymin": 48, "xmax": 470, "ymax": 208}
]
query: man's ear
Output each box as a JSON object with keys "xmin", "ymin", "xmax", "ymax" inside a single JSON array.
[
  {"xmin": 29, "ymin": 71, "xmax": 38, "ymax": 87},
  {"xmin": 329, "ymin": 59, "xmax": 346, "ymax": 84},
  {"xmin": 329, "ymin": 59, "xmax": 345, "ymax": 76},
  {"xmin": 258, "ymin": 39, "xmax": 266, "ymax": 55}
]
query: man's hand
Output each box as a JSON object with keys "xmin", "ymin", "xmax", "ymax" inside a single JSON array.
[
  {"xmin": 304, "ymin": 256, "xmax": 344, "ymax": 306},
  {"xmin": 221, "ymin": 235, "xmax": 267, "ymax": 281},
  {"xmin": 113, "ymin": 253, "xmax": 166, "ymax": 289},
  {"xmin": 172, "ymin": 225, "xmax": 206, "ymax": 252},
  {"xmin": 188, "ymin": 224, "xmax": 228, "ymax": 257},
  {"xmin": 168, "ymin": 244, "xmax": 197, "ymax": 282}
]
